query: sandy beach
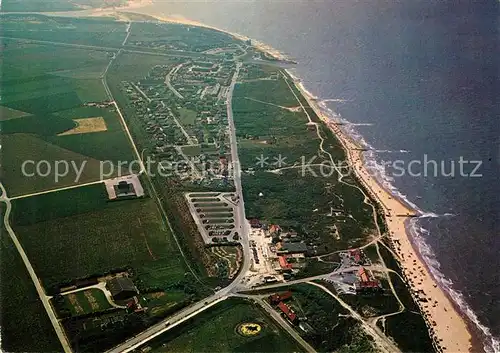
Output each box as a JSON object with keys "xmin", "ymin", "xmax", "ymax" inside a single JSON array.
[{"xmin": 290, "ymin": 78, "xmax": 474, "ymax": 352}]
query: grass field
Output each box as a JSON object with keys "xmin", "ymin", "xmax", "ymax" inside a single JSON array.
[
  {"xmin": 1, "ymin": 133, "xmax": 105, "ymax": 197},
  {"xmin": 63, "ymin": 289, "xmax": 112, "ymax": 316},
  {"xmin": 0, "ymin": 14, "xmax": 127, "ymax": 47},
  {"xmin": 12, "ymin": 185, "xmax": 187, "ymax": 292},
  {"xmin": 140, "ymin": 298, "xmax": 304, "ymax": 353},
  {"xmin": 0, "ymin": 228, "xmax": 62, "ymax": 353},
  {"xmin": 234, "ymin": 67, "xmax": 375, "ymax": 255},
  {"xmin": 178, "ymin": 107, "xmax": 198, "ymax": 126},
  {"xmin": 1, "ymin": 39, "xmax": 136, "ymax": 196}
]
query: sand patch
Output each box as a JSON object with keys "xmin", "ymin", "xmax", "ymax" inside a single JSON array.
[
  {"xmin": 58, "ymin": 117, "xmax": 107, "ymax": 136},
  {"xmin": 0, "ymin": 105, "xmax": 30, "ymax": 121}
]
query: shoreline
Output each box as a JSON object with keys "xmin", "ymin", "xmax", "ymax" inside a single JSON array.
[{"xmin": 291, "ymin": 74, "xmax": 474, "ymax": 352}]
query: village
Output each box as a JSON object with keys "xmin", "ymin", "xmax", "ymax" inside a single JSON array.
[{"xmin": 121, "ymin": 54, "xmax": 239, "ymax": 189}]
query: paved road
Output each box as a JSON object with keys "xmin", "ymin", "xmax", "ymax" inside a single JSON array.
[
  {"xmin": 165, "ymin": 64, "xmax": 185, "ymax": 99},
  {"xmin": 256, "ymin": 298, "xmax": 316, "ymax": 352},
  {"xmin": 0, "ymin": 183, "xmax": 72, "ymax": 353},
  {"xmin": 224, "ymin": 62, "xmax": 253, "ymax": 291},
  {"xmin": 307, "ymin": 281, "xmax": 401, "ymax": 353},
  {"xmin": 106, "ymin": 60, "xmax": 252, "ymax": 353}
]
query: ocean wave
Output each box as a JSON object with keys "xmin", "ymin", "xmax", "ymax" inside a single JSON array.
[
  {"xmin": 320, "ymin": 98, "xmax": 352, "ymax": 103},
  {"xmin": 409, "ymin": 219, "xmax": 500, "ymax": 353},
  {"xmin": 374, "ymin": 149, "xmax": 411, "ymax": 153},
  {"xmin": 310, "ymin": 84, "xmax": 499, "ymax": 353},
  {"xmin": 346, "ymin": 123, "xmax": 374, "ymax": 126},
  {"xmin": 418, "ymin": 212, "xmax": 457, "ymax": 218}
]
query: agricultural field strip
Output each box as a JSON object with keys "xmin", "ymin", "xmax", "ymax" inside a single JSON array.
[
  {"xmin": 0, "ymin": 182, "xmax": 72, "ymax": 353},
  {"xmin": 9, "ymin": 178, "xmax": 110, "ymax": 201},
  {"xmin": 0, "ymin": 35, "xmax": 216, "ymax": 60}
]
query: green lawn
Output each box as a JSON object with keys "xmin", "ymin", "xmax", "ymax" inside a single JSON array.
[
  {"xmin": 178, "ymin": 108, "xmax": 198, "ymax": 126},
  {"xmin": 141, "ymin": 298, "xmax": 304, "ymax": 353},
  {"xmin": 62, "ymin": 289, "xmax": 112, "ymax": 316},
  {"xmin": 12, "ymin": 186, "xmax": 187, "ymax": 292}
]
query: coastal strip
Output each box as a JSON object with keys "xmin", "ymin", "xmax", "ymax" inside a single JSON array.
[{"xmin": 287, "ymin": 73, "xmax": 474, "ymax": 352}]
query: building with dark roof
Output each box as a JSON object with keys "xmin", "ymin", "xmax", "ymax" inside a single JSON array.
[
  {"xmin": 277, "ymin": 241, "xmax": 308, "ymax": 254},
  {"xmin": 106, "ymin": 277, "xmax": 138, "ymax": 301},
  {"xmin": 269, "ymin": 291, "xmax": 292, "ymax": 305}
]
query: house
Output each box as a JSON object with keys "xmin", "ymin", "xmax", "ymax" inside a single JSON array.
[
  {"xmin": 358, "ymin": 267, "xmax": 369, "ymax": 282},
  {"xmin": 106, "ymin": 277, "xmax": 138, "ymax": 301},
  {"xmin": 277, "ymin": 302, "xmax": 297, "ymax": 324},
  {"xmin": 268, "ymin": 224, "xmax": 281, "ymax": 234},
  {"xmin": 278, "ymin": 256, "xmax": 293, "ymax": 272},
  {"xmin": 269, "ymin": 291, "xmax": 292, "ymax": 305},
  {"xmin": 249, "ymin": 219, "xmax": 261, "ymax": 228}
]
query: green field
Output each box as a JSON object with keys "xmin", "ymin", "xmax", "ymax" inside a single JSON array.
[
  {"xmin": 141, "ymin": 298, "xmax": 304, "ymax": 353},
  {"xmin": 1, "ymin": 37, "xmax": 136, "ymax": 196},
  {"xmin": 0, "ymin": 14, "xmax": 127, "ymax": 47},
  {"xmin": 233, "ymin": 67, "xmax": 376, "ymax": 255},
  {"xmin": 61, "ymin": 289, "xmax": 113, "ymax": 316},
  {"xmin": 178, "ymin": 107, "xmax": 198, "ymax": 126},
  {"xmin": 1, "ymin": 133, "xmax": 105, "ymax": 196},
  {"xmin": 12, "ymin": 185, "xmax": 187, "ymax": 293},
  {"xmin": 127, "ymin": 22, "xmax": 237, "ymax": 53},
  {"xmin": 0, "ymin": 227, "xmax": 62, "ymax": 353}
]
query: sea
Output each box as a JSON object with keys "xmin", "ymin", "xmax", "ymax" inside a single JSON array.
[{"xmin": 137, "ymin": 1, "xmax": 500, "ymax": 351}]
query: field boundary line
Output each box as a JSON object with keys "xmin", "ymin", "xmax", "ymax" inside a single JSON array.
[{"xmin": 0, "ymin": 183, "xmax": 73, "ymax": 353}]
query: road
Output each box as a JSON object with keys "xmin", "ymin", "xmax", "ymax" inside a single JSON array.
[
  {"xmin": 165, "ymin": 64, "xmax": 185, "ymax": 99},
  {"xmin": 224, "ymin": 62, "xmax": 253, "ymax": 291},
  {"xmin": 306, "ymin": 281, "xmax": 401, "ymax": 353},
  {"xmin": 0, "ymin": 183, "xmax": 72, "ymax": 353},
  {"xmin": 122, "ymin": 22, "xmax": 131, "ymax": 46},
  {"xmin": 257, "ymin": 298, "xmax": 316, "ymax": 352},
  {"xmin": 106, "ymin": 60, "xmax": 253, "ymax": 353}
]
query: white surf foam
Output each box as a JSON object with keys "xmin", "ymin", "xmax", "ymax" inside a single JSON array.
[
  {"xmin": 409, "ymin": 218, "xmax": 500, "ymax": 353},
  {"xmin": 321, "ymin": 98, "xmax": 353, "ymax": 103}
]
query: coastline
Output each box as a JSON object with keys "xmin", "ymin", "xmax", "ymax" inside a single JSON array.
[
  {"xmin": 290, "ymin": 74, "xmax": 474, "ymax": 352},
  {"xmin": 112, "ymin": 9, "xmax": 476, "ymax": 351},
  {"xmin": 11, "ymin": 4, "xmax": 479, "ymax": 350}
]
